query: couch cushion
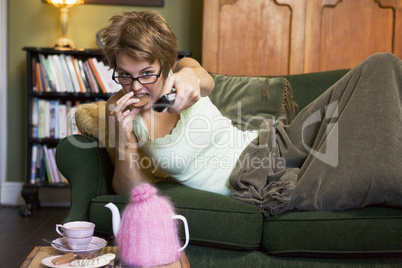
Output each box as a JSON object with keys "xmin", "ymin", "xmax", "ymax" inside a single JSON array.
[
  {"xmin": 209, "ymin": 74, "xmax": 297, "ymax": 128},
  {"xmin": 283, "ymin": 69, "xmax": 350, "ymax": 113},
  {"xmin": 262, "ymin": 207, "xmax": 402, "ymax": 256},
  {"xmin": 89, "ymin": 183, "xmax": 263, "ymax": 251}
]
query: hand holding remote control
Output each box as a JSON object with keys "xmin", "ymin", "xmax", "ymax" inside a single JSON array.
[{"xmin": 152, "ymin": 92, "xmax": 176, "ymax": 112}]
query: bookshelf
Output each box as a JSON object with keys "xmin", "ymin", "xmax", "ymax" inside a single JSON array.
[{"xmin": 20, "ymin": 47, "xmax": 116, "ymax": 216}]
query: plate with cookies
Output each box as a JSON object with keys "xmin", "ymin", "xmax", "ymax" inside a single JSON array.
[{"xmin": 42, "ymin": 252, "xmax": 115, "ymax": 267}]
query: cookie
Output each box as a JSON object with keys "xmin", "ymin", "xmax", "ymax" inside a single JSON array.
[
  {"xmin": 52, "ymin": 252, "xmax": 76, "ymax": 265},
  {"xmin": 133, "ymin": 95, "xmax": 149, "ymax": 108}
]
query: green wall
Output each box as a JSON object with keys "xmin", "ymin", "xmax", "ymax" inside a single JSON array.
[{"xmin": 7, "ymin": 0, "xmax": 204, "ymax": 183}]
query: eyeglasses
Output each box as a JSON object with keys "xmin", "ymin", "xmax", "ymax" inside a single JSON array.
[{"xmin": 112, "ymin": 68, "xmax": 162, "ymax": 85}]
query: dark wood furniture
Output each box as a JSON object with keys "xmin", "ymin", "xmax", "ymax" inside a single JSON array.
[{"xmin": 202, "ymin": 0, "xmax": 402, "ymax": 75}]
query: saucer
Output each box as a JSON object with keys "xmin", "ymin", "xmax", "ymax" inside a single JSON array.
[
  {"xmin": 41, "ymin": 255, "xmax": 113, "ymax": 268},
  {"xmin": 51, "ymin": 236, "xmax": 107, "ymax": 254}
]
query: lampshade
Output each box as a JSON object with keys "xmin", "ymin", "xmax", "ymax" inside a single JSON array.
[
  {"xmin": 45, "ymin": 0, "xmax": 84, "ymax": 50},
  {"xmin": 45, "ymin": 0, "xmax": 84, "ymax": 8}
]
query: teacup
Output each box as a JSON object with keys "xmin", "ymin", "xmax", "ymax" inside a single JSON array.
[
  {"xmin": 56, "ymin": 221, "xmax": 95, "ymax": 238},
  {"xmin": 56, "ymin": 221, "xmax": 95, "ymax": 250},
  {"xmin": 65, "ymin": 236, "xmax": 93, "ymax": 250}
]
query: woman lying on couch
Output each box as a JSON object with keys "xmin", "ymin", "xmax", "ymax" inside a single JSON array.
[{"xmin": 102, "ymin": 11, "xmax": 402, "ymax": 219}]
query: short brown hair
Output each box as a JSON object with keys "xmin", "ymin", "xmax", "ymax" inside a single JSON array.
[{"xmin": 101, "ymin": 11, "xmax": 178, "ymax": 79}]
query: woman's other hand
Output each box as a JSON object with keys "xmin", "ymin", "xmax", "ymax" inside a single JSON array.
[{"xmin": 164, "ymin": 58, "xmax": 214, "ymax": 113}]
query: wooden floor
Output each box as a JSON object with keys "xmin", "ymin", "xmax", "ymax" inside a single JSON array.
[{"xmin": 0, "ymin": 205, "xmax": 69, "ymax": 267}]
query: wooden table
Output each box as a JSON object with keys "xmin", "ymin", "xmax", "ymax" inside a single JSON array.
[
  {"xmin": 21, "ymin": 246, "xmax": 190, "ymax": 268},
  {"xmin": 20, "ymin": 246, "xmax": 118, "ymax": 268}
]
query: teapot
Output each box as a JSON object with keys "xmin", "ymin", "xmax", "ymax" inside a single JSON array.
[{"xmin": 105, "ymin": 183, "xmax": 189, "ymax": 267}]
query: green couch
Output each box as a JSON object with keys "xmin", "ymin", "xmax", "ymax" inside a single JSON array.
[{"xmin": 56, "ymin": 70, "xmax": 402, "ymax": 267}]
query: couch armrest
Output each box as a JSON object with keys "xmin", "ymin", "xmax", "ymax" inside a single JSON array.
[{"xmin": 56, "ymin": 135, "xmax": 114, "ymax": 223}]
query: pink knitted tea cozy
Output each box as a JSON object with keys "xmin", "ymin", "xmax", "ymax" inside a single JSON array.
[{"xmin": 116, "ymin": 183, "xmax": 182, "ymax": 267}]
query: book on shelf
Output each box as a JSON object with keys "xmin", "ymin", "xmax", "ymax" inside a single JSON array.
[
  {"xmin": 30, "ymin": 144, "xmax": 38, "ymax": 184},
  {"xmin": 37, "ymin": 99, "xmax": 46, "ymax": 138},
  {"xmin": 100, "ymin": 61, "xmax": 120, "ymax": 93},
  {"xmin": 76, "ymin": 59, "xmax": 91, "ymax": 92},
  {"xmin": 59, "ymin": 104, "xmax": 67, "ymax": 139},
  {"xmin": 46, "ymin": 145, "xmax": 61, "ymax": 184},
  {"xmin": 66, "ymin": 106, "xmax": 79, "ymax": 136},
  {"xmin": 63, "ymin": 55, "xmax": 82, "ymax": 93},
  {"xmin": 31, "ymin": 98, "xmax": 39, "ymax": 137},
  {"xmin": 35, "ymin": 61, "xmax": 44, "ymax": 92},
  {"xmin": 43, "ymin": 145, "xmax": 56, "ymax": 183},
  {"xmin": 31, "ymin": 143, "xmax": 68, "ymax": 185},
  {"xmin": 58, "ymin": 54, "xmax": 74, "ymax": 92},
  {"xmin": 48, "ymin": 54, "xmax": 67, "ymax": 92},
  {"xmin": 32, "ymin": 99, "xmax": 79, "ymax": 139},
  {"xmin": 44, "ymin": 101, "xmax": 50, "ymax": 138},
  {"xmin": 82, "ymin": 60, "xmax": 100, "ymax": 93},
  {"xmin": 48, "ymin": 100, "xmax": 58, "ymax": 138},
  {"xmin": 38, "ymin": 54, "xmax": 56, "ymax": 92},
  {"xmin": 88, "ymin": 58, "xmax": 107, "ymax": 93},
  {"xmin": 30, "ymin": 144, "xmax": 45, "ymax": 184},
  {"xmin": 32, "ymin": 144, "xmax": 46, "ymax": 184},
  {"xmin": 32, "ymin": 53, "xmax": 118, "ymax": 94},
  {"xmin": 32, "ymin": 58, "xmax": 37, "ymax": 92},
  {"xmin": 71, "ymin": 57, "xmax": 87, "ymax": 93}
]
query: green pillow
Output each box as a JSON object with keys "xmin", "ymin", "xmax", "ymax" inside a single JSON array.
[{"xmin": 209, "ymin": 74, "xmax": 296, "ymax": 130}]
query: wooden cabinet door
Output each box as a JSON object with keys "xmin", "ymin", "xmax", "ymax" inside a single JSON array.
[
  {"xmin": 202, "ymin": 0, "xmax": 298, "ymax": 76},
  {"xmin": 203, "ymin": 0, "xmax": 401, "ymax": 75},
  {"xmin": 304, "ymin": 0, "xmax": 402, "ymax": 73}
]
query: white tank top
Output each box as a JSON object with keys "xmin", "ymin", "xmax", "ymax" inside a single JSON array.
[{"xmin": 133, "ymin": 96, "xmax": 258, "ymax": 195}]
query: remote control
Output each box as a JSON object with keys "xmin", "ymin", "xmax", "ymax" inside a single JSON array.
[{"xmin": 152, "ymin": 92, "xmax": 176, "ymax": 112}]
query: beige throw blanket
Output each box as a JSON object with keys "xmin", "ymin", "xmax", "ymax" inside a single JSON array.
[{"xmin": 229, "ymin": 53, "xmax": 402, "ymax": 217}]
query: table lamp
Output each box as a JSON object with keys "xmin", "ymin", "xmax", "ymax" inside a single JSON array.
[{"xmin": 45, "ymin": 0, "xmax": 84, "ymax": 50}]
